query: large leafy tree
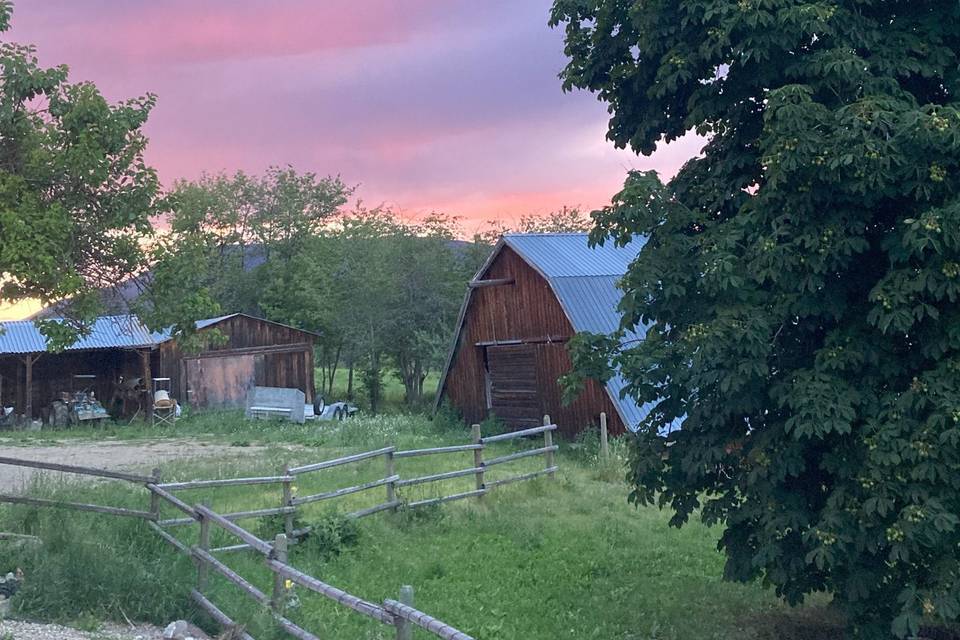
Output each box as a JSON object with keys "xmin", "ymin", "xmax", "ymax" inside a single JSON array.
[
  {"xmin": 0, "ymin": 2, "xmax": 163, "ymax": 346},
  {"xmin": 551, "ymin": 1, "xmax": 960, "ymax": 636}
]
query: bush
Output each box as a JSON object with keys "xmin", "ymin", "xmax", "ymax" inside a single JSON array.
[{"xmin": 296, "ymin": 514, "xmax": 361, "ymax": 561}]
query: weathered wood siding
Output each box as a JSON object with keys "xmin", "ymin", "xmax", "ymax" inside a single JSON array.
[
  {"xmin": 441, "ymin": 247, "xmax": 625, "ymax": 438},
  {"xmin": 154, "ymin": 315, "xmax": 315, "ymax": 409}
]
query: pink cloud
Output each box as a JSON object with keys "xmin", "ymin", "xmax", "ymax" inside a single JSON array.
[{"xmin": 5, "ymin": 0, "xmax": 699, "ymax": 227}]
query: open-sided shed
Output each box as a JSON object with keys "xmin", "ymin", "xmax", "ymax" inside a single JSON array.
[
  {"xmin": 435, "ymin": 233, "xmax": 652, "ymax": 439},
  {"xmin": 0, "ymin": 313, "xmax": 316, "ymax": 422}
]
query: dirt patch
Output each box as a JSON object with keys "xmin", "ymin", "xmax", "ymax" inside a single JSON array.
[
  {"xmin": 0, "ymin": 439, "xmax": 272, "ymax": 492},
  {"xmin": 0, "ymin": 619, "xmax": 163, "ymax": 639}
]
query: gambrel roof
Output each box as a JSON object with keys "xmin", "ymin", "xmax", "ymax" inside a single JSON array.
[{"xmin": 437, "ymin": 232, "xmax": 668, "ymax": 433}]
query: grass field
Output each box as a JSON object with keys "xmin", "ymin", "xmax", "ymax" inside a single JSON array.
[
  {"xmin": 0, "ymin": 413, "xmax": 838, "ymax": 639},
  {"xmin": 318, "ymin": 366, "xmax": 441, "ymax": 412}
]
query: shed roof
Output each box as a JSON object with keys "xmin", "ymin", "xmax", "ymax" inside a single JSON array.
[
  {"xmin": 0, "ymin": 315, "xmax": 158, "ymax": 354},
  {"xmin": 0, "ymin": 312, "xmax": 315, "ymax": 355},
  {"xmin": 437, "ymin": 232, "xmax": 676, "ymax": 434}
]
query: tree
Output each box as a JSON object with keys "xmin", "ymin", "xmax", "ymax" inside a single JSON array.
[
  {"xmin": 551, "ymin": 1, "xmax": 960, "ymax": 636},
  {"xmin": 142, "ymin": 168, "xmax": 351, "ymax": 344},
  {"xmin": 473, "ymin": 206, "xmax": 591, "ymax": 245},
  {"xmin": 0, "ymin": 2, "xmax": 163, "ymax": 347}
]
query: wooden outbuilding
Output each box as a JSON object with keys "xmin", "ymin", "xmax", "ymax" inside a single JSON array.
[
  {"xmin": 435, "ymin": 233, "xmax": 652, "ymax": 439},
  {"xmin": 153, "ymin": 313, "xmax": 316, "ymax": 409},
  {"xmin": 0, "ymin": 313, "xmax": 316, "ymax": 422}
]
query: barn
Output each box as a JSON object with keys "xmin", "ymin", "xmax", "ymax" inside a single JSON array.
[
  {"xmin": 435, "ymin": 233, "xmax": 654, "ymax": 439},
  {"xmin": 0, "ymin": 313, "xmax": 316, "ymax": 423}
]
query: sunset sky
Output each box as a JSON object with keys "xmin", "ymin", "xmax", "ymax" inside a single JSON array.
[{"xmin": 5, "ymin": 0, "xmax": 701, "ymax": 235}]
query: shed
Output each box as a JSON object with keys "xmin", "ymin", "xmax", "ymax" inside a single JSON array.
[
  {"xmin": 152, "ymin": 313, "xmax": 317, "ymax": 409},
  {"xmin": 435, "ymin": 233, "xmax": 652, "ymax": 439},
  {"xmin": 0, "ymin": 315, "xmax": 160, "ymax": 422},
  {"xmin": 0, "ymin": 313, "xmax": 316, "ymax": 422}
]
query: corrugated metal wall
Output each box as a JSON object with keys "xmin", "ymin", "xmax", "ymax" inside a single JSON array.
[{"xmin": 441, "ymin": 247, "xmax": 625, "ymax": 438}]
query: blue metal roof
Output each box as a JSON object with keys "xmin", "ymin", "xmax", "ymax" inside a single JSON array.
[
  {"xmin": 0, "ymin": 313, "xmax": 256, "ymax": 354},
  {"xmin": 0, "ymin": 315, "xmax": 158, "ymax": 354},
  {"xmin": 503, "ymin": 233, "xmax": 643, "ymax": 278},
  {"xmin": 502, "ymin": 233, "xmax": 677, "ymax": 434}
]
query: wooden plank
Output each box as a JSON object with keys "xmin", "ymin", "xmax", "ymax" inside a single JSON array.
[
  {"xmin": 394, "ymin": 444, "xmax": 483, "ymax": 459},
  {"xmin": 190, "ymin": 590, "xmax": 257, "ymax": 640},
  {"xmin": 468, "ymin": 278, "xmax": 515, "ymax": 288},
  {"xmin": 483, "ymin": 445, "xmax": 558, "ymax": 468},
  {"xmin": 273, "ymin": 614, "xmax": 321, "ymax": 640},
  {"xmin": 485, "ymin": 466, "xmax": 559, "ymax": 489},
  {"xmin": 0, "ymin": 494, "xmax": 154, "ymax": 520},
  {"xmin": 267, "ymin": 559, "xmax": 394, "ymax": 624},
  {"xmin": 147, "ymin": 484, "xmax": 199, "ymax": 520},
  {"xmin": 543, "ymin": 414, "xmax": 556, "ymax": 478},
  {"xmin": 472, "ymin": 424, "xmax": 485, "ymax": 495},
  {"xmin": 0, "ymin": 456, "xmax": 154, "ymax": 483},
  {"xmin": 148, "ymin": 521, "xmax": 189, "ymax": 555},
  {"xmin": 347, "ymin": 500, "xmax": 402, "ymax": 520},
  {"xmin": 156, "ymin": 476, "xmax": 294, "ymax": 491},
  {"xmin": 192, "ymin": 546, "xmax": 269, "ymax": 605},
  {"xmin": 291, "ymin": 475, "xmax": 399, "ymax": 506},
  {"xmin": 271, "ymin": 534, "xmax": 288, "ymax": 611},
  {"xmin": 161, "ymin": 505, "xmax": 296, "ymax": 528},
  {"xmin": 209, "ymin": 543, "xmax": 252, "ymax": 553},
  {"xmin": 288, "ymin": 447, "xmax": 395, "ymax": 475},
  {"xmin": 480, "ymin": 424, "xmax": 556, "ymax": 444},
  {"xmin": 195, "ymin": 505, "xmax": 273, "ymax": 556},
  {"xmin": 406, "ymin": 489, "xmax": 486, "ymax": 509},
  {"xmin": 396, "ymin": 467, "xmax": 482, "ymax": 488},
  {"xmin": 189, "ymin": 342, "xmax": 313, "ymax": 359},
  {"xmin": 383, "ymin": 599, "xmax": 475, "ymax": 640}
]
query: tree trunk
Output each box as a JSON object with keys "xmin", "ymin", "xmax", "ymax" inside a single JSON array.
[
  {"xmin": 326, "ymin": 341, "xmax": 342, "ymax": 397},
  {"xmin": 346, "ymin": 355, "xmax": 355, "ymax": 401}
]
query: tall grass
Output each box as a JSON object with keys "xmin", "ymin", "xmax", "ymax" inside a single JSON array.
[{"xmin": 0, "ymin": 416, "xmax": 834, "ymax": 639}]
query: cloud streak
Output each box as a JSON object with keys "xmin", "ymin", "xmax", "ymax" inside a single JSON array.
[{"xmin": 6, "ymin": 1, "xmax": 699, "ymax": 225}]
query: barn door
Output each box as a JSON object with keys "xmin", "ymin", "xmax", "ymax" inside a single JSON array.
[
  {"xmin": 485, "ymin": 344, "xmax": 541, "ymax": 428},
  {"xmin": 184, "ymin": 354, "xmax": 258, "ymax": 408}
]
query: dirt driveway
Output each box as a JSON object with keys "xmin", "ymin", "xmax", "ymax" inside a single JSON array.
[{"xmin": 0, "ymin": 439, "xmax": 271, "ymax": 492}]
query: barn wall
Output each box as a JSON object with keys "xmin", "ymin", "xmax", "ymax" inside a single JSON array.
[
  {"xmin": 154, "ymin": 315, "xmax": 315, "ymax": 409},
  {"xmin": 441, "ymin": 247, "xmax": 625, "ymax": 438}
]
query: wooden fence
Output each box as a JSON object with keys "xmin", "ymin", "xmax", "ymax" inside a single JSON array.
[{"xmin": 0, "ymin": 418, "xmax": 559, "ymax": 640}]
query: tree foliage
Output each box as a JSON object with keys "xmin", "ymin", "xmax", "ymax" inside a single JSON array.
[
  {"xmin": 552, "ymin": 0, "xmax": 960, "ymax": 636},
  {"xmin": 0, "ymin": 1, "xmax": 163, "ymax": 347}
]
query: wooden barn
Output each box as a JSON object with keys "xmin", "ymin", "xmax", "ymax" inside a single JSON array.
[
  {"xmin": 0, "ymin": 313, "xmax": 316, "ymax": 423},
  {"xmin": 435, "ymin": 233, "xmax": 652, "ymax": 439},
  {"xmin": 152, "ymin": 313, "xmax": 317, "ymax": 409}
]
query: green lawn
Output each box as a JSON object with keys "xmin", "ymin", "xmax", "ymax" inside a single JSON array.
[{"xmin": 0, "ymin": 413, "xmax": 837, "ymax": 639}]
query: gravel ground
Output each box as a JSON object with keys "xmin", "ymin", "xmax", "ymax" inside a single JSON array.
[
  {"xmin": 0, "ymin": 439, "xmax": 271, "ymax": 492},
  {"xmin": 0, "ymin": 620, "xmax": 164, "ymax": 639}
]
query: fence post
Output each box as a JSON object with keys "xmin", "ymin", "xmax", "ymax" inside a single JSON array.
[
  {"xmin": 385, "ymin": 449, "xmax": 397, "ymax": 511},
  {"xmin": 281, "ymin": 465, "xmax": 294, "ymax": 537},
  {"xmin": 149, "ymin": 467, "xmax": 161, "ymax": 520},
  {"xmin": 543, "ymin": 414, "xmax": 555, "ymax": 479},
  {"xmin": 272, "ymin": 533, "xmax": 289, "ymax": 612},
  {"xmin": 197, "ymin": 505, "xmax": 210, "ymax": 592},
  {"xmin": 471, "ymin": 424, "xmax": 484, "ymax": 497},
  {"xmin": 600, "ymin": 412, "xmax": 609, "ymax": 461},
  {"xmin": 395, "ymin": 585, "xmax": 414, "ymax": 640}
]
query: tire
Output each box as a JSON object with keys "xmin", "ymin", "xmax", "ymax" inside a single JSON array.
[{"xmin": 335, "ymin": 408, "xmax": 344, "ymax": 421}]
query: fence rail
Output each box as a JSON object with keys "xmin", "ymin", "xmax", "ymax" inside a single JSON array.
[{"xmin": 0, "ymin": 416, "xmax": 561, "ymax": 640}]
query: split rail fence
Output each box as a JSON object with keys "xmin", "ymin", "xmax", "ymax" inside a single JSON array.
[{"xmin": 0, "ymin": 417, "xmax": 559, "ymax": 640}]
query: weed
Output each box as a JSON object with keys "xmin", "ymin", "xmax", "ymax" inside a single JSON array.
[{"xmin": 295, "ymin": 513, "xmax": 361, "ymax": 561}]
